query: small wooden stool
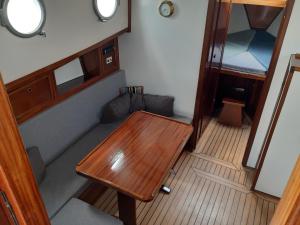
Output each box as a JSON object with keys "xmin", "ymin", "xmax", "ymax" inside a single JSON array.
[{"xmin": 219, "ymin": 98, "xmax": 245, "ymax": 127}]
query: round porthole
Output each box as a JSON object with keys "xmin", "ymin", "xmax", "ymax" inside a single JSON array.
[
  {"xmin": 93, "ymin": 0, "xmax": 119, "ymax": 22},
  {"xmin": 0, "ymin": 0, "xmax": 46, "ymax": 38}
]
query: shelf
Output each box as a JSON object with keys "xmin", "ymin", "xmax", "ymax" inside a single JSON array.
[
  {"xmin": 57, "ymin": 76, "xmax": 86, "ymax": 96},
  {"xmin": 220, "ymin": 67, "xmax": 266, "ymax": 81}
]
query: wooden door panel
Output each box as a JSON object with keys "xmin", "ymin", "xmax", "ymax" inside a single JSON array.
[
  {"xmin": 191, "ymin": 0, "xmax": 231, "ymax": 148},
  {"xmin": 200, "ymin": 1, "xmax": 232, "ymax": 135}
]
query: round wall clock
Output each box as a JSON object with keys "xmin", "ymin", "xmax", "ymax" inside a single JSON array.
[{"xmin": 159, "ymin": 1, "xmax": 175, "ymax": 18}]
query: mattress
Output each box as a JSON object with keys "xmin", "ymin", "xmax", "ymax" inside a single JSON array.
[{"xmin": 222, "ymin": 30, "xmax": 276, "ymax": 74}]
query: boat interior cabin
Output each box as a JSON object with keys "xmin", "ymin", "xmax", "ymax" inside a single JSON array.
[{"xmin": 0, "ymin": 0, "xmax": 299, "ymax": 225}]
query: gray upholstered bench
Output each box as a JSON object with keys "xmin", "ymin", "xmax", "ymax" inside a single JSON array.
[
  {"xmin": 51, "ymin": 198, "xmax": 123, "ymax": 225},
  {"xmin": 38, "ymin": 121, "xmax": 122, "ymax": 218}
]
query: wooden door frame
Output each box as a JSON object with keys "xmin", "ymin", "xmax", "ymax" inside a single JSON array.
[
  {"xmin": 0, "ymin": 74, "xmax": 50, "ymax": 225},
  {"xmin": 191, "ymin": 0, "xmax": 224, "ymax": 148},
  {"xmin": 190, "ymin": 0, "xmax": 295, "ymax": 161},
  {"xmin": 242, "ymin": 0, "xmax": 295, "ymax": 167}
]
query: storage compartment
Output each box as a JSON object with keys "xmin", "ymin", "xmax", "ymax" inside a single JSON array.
[
  {"xmin": 6, "ymin": 37, "xmax": 121, "ymax": 124},
  {"xmin": 8, "ymin": 74, "xmax": 55, "ymax": 122},
  {"xmin": 100, "ymin": 39, "xmax": 120, "ymax": 77}
]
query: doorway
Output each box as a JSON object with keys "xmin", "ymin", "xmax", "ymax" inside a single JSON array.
[{"xmin": 191, "ymin": 0, "xmax": 295, "ymax": 171}]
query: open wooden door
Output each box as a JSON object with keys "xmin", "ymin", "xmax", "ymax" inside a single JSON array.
[
  {"xmin": 0, "ymin": 74, "xmax": 50, "ymax": 225},
  {"xmin": 191, "ymin": 0, "xmax": 231, "ymax": 149}
]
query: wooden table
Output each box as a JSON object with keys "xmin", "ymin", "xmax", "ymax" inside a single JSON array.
[{"xmin": 76, "ymin": 111, "xmax": 193, "ymax": 225}]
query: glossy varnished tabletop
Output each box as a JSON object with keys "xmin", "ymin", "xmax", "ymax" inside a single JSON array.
[{"xmin": 76, "ymin": 111, "xmax": 193, "ymax": 202}]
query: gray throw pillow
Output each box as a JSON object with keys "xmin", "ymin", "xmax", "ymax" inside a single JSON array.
[
  {"xmin": 144, "ymin": 94, "xmax": 174, "ymax": 117},
  {"xmin": 130, "ymin": 93, "xmax": 145, "ymax": 112},
  {"xmin": 27, "ymin": 147, "xmax": 46, "ymax": 185},
  {"xmin": 101, "ymin": 94, "xmax": 131, "ymax": 123}
]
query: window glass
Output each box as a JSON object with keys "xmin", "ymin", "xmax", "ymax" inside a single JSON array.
[
  {"xmin": 1, "ymin": 0, "xmax": 46, "ymax": 37},
  {"xmin": 94, "ymin": 0, "xmax": 119, "ymax": 21}
]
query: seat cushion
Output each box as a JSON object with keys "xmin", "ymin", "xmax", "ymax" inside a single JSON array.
[
  {"xmin": 144, "ymin": 94, "xmax": 174, "ymax": 117},
  {"xmin": 39, "ymin": 121, "xmax": 122, "ymax": 218},
  {"xmin": 51, "ymin": 198, "xmax": 123, "ymax": 225},
  {"xmin": 27, "ymin": 147, "xmax": 46, "ymax": 184},
  {"xmin": 101, "ymin": 94, "xmax": 131, "ymax": 124}
]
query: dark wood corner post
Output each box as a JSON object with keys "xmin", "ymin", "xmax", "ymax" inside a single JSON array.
[
  {"xmin": 190, "ymin": 0, "xmax": 217, "ymax": 150},
  {"xmin": 127, "ymin": 0, "xmax": 132, "ymax": 33},
  {"xmin": 191, "ymin": 0, "xmax": 231, "ymax": 150}
]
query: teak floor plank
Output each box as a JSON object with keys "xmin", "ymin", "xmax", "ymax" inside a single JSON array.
[{"xmin": 94, "ymin": 119, "xmax": 277, "ymax": 225}]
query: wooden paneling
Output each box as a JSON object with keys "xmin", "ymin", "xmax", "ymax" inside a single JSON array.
[
  {"xmin": 80, "ymin": 49, "xmax": 101, "ymax": 79},
  {"xmin": 0, "ymin": 75, "xmax": 50, "ymax": 225},
  {"xmin": 8, "ymin": 74, "xmax": 55, "ymax": 121},
  {"xmin": 6, "ymin": 35, "xmax": 121, "ymax": 124},
  {"xmin": 231, "ymin": 0, "xmax": 287, "ymax": 7},
  {"xmin": 221, "ymin": 68, "xmax": 266, "ymax": 81},
  {"xmin": 245, "ymin": 5, "xmax": 282, "ymax": 30},
  {"xmin": 270, "ymin": 156, "xmax": 300, "ymax": 225},
  {"xmin": 191, "ymin": 0, "xmax": 231, "ymax": 149},
  {"xmin": 77, "ymin": 111, "xmax": 193, "ymax": 202},
  {"xmin": 100, "ymin": 39, "xmax": 120, "ymax": 77}
]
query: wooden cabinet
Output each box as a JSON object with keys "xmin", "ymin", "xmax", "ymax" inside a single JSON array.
[
  {"xmin": 100, "ymin": 39, "xmax": 120, "ymax": 77},
  {"xmin": 6, "ymin": 37, "xmax": 120, "ymax": 124},
  {"xmin": 7, "ymin": 73, "xmax": 56, "ymax": 123}
]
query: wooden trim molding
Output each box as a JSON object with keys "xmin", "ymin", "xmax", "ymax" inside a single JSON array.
[
  {"xmin": 231, "ymin": 0, "xmax": 287, "ymax": 7},
  {"xmin": 220, "ymin": 67, "xmax": 266, "ymax": 81},
  {"xmin": 0, "ymin": 74, "xmax": 50, "ymax": 225},
  {"xmin": 242, "ymin": 0, "xmax": 295, "ymax": 167},
  {"xmin": 190, "ymin": 0, "xmax": 218, "ymax": 149},
  {"xmin": 127, "ymin": 0, "xmax": 132, "ymax": 32},
  {"xmin": 270, "ymin": 156, "xmax": 300, "ymax": 225},
  {"xmin": 6, "ymin": 32, "xmax": 123, "ymax": 124},
  {"xmin": 251, "ymin": 54, "xmax": 300, "ymax": 191}
]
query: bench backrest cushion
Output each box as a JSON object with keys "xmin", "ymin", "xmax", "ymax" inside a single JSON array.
[
  {"xmin": 27, "ymin": 146, "xmax": 46, "ymax": 184},
  {"xmin": 19, "ymin": 70, "xmax": 126, "ymax": 165}
]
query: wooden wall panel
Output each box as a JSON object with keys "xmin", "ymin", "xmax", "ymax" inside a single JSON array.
[
  {"xmin": 245, "ymin": 5, "xmax": 282, "ymax": 30},
  {"xmin": 0, "ymin": 75, "xmax": 50, "ymax": 225},
  {"xmin": 270, "ymin": 156, "xmax": 300, "ymax": 225}
]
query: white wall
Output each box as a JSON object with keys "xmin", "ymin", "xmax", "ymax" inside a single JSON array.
[
  {"xmin": 228, "ymin": 4, "xmax": 250, "ymax": 34},
  {"xmin": 119, "ymin": 0, "xmax": 207, "ymax": 118},
  {"xmin": 247, "ymin": 1, "xmax": 300, "ymax": 167},
  {"xmin": 255, "ymin": 71, "xmax": 300, "ymax": 197},
  {"xmin": 267, "ymin": 11, "xmax": 284, "ymax": 37},
  {"xmin": 0, "ymin": 0, "xmax": 128, "ymax": 83}
]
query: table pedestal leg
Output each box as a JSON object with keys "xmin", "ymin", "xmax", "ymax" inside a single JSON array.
[{"xmin": 117, "ymin": 192, "xmax": 136, "ymax": 225}]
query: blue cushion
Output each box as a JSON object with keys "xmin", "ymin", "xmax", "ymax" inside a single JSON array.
[{"xmin": 248, "ymin": 31, "xmax": 276, "ymax": 69}]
